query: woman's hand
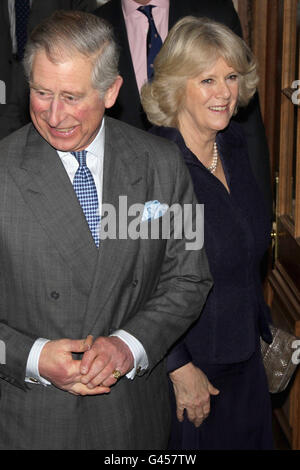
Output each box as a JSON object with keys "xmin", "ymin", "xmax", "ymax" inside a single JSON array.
[{"xmin": 169, "ymin": 362, "xmax": 219, "ymax": 427}]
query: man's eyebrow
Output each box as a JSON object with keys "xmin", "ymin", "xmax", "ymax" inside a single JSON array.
[
  {"xmin": 61, "ymin": 90, "xmax": 85, "ymax": 97},
  {"xmin": 29, "ymin": 83, "xmax": 84, "ymax": 96},
  {"xmin": 29, "ymin": 82, "xmax": 51, "ymax": 91}
]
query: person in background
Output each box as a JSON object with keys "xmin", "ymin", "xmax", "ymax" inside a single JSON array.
[
  {"xmin": 141, "ymin": 16, "xmax": 274, "ymax": 450},
  {"xmin": 0, "ymin": 0, "xmax": 97, "ymax": 139},
  {"xmin": 95, "ymin": 0, "xmax": 273, "ymax": 214},
  {"xmin": 0, "ymin": 11, "xmax": 212, "ymax": 450}
]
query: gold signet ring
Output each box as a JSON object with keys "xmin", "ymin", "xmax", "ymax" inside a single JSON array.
[{"xmin": 112, "ymin": 369, "xmax": 121, "ymax": 380}]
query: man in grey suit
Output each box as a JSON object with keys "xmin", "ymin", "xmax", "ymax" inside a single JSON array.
[{"xmin": 0, "ymin": 11, "xmax": 212, "ymax": 449}]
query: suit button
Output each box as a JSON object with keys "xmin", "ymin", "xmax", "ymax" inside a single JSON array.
[
  {"xmin": 132, "ymin": 280, "xmax": 138, "ymax": 287},
  {"xmin": 50, "ymin": 291, "xmax": 60, "ymax": 300}
]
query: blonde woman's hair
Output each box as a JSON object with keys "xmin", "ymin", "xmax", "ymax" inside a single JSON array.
[{"xmin": 141, "ymin": 16, "xmax": 258, "ymax": 128}]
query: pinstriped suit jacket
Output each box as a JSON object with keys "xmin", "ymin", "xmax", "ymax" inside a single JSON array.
[{"xmin": 0, "ymin": 117, "xmax": 212, "ymax": 449}]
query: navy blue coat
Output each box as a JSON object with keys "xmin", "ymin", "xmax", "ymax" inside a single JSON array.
[{"xmin": 151, "ymin": 123, "xmax": 273, "ymax": 369}]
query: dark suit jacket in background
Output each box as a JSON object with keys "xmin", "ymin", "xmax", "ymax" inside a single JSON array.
[
  {"xmin": 0, "ymin": 117, "xmax": 212, "ymax": 449},
  {"xmin": 0, "ymin": 0, "xmax": 97, "ymax": 140},
  {"xmin": 96, "ymin": 0, "xmax": 273, "ymax": 215}
]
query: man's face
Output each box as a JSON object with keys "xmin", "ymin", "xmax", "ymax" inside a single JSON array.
[{"xmin": 30, "ymin": 50, "xmax": 121, "ymax": 152}]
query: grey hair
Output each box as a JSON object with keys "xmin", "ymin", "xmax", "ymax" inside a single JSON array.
[
  {"xmin": 23, "ymin": 10, "xmax": 120, "ymax": 97},
  {"xmin": 141, "ymin": 16, "xmax": 259, "ymax": 128}
]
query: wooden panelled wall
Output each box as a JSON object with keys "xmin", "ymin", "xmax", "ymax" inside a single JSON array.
[
  {"xmin": 236, "ymin": 0, "xmax": 300, "ymax": 450},
  {"xmin": 236, "ymin": 0, "xmax": 283, "ymax": 194}
]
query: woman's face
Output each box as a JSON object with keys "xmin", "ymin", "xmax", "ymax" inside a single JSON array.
[{"xmin": 178, "ymin": 56, "xmax": 239, "ymax": 139}]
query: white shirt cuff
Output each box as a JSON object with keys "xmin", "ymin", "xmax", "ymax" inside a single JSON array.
[
  {"xmin": 110, "ymin": 329, "xmax": 148, "ymax": 379},
  {"xmin": 25, "ymin": 338, "xmax": 51, "ymax": 386}
]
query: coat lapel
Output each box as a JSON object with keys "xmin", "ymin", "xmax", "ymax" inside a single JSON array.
[
  {"xmin": 114, "ymin": 2, "xmax": 141, "ymax": 116},
  {"xmin": 82, "ymin": 118, "xmax": 148, "ymax": 335},
  {"xmin": 8, "ymin": 125, "xmax": 98, "ymax": 294},
  {"xmin": 2, "ymin": 1, "xmax": 10, "ymax": 30}
]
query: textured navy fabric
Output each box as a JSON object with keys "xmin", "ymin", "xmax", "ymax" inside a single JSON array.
[
  {"xmin": 168, "ymin": 346, "xmax": 273, "ymax": 449},
  {"xmin": 15, "ymin": 0, "xmax": 30, "ymax": 60},
  {"xmin": 151, "ymin": 122, "xmax": 273, "ymax": 449},
  {"xmin": 152, "ymin": 122, "xmax": 272, "ymax": 366},
  {"xmin": 72, "ymin": 150, "xmax": 100, "ymax": 247},
  {"xmin": 138, "ymin": 5, "xmax": 162, "ymax": 80}
]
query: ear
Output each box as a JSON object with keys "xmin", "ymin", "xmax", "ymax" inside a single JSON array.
[{"xmin": 104, "ymin": 75, "xmax": 123, "ymax": 109}]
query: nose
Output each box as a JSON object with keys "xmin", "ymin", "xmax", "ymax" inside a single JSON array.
[
  {"xmin": 216, "ymin": 80, "xmax": 231, "ymax": 100},
  {"xmin": 45, "ymin": 97, "xmax": 66, "ymax": 127}
]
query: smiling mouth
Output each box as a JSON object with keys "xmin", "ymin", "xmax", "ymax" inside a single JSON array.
[
  {"xmin": 209, "ymin": 105, "xmax": 229, "ymax": 112},
  {"xmin": 48, "ymin": 126, "xmax": 77, "ymax": 136}
]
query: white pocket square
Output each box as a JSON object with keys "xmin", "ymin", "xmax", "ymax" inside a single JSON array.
[{"xmin": 141, "ymin": 200, "xmax": 169, "ymax": 222}]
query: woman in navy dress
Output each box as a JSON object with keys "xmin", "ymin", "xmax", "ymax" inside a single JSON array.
[{"xmin": 141, "ymin": 17, "xmax": 274, "ymax": 450}]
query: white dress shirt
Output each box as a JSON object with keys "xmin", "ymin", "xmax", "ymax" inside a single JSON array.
[{"xmin": 26, "ymin": 118, "xmax": 148, "ymax": 385}]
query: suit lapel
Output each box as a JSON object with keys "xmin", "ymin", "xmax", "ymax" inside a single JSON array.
[
  {"xmin": 82, "ymin": 118, "xmax": 147, "ymax": 335},
  {"xmin": 110, "ymin": 1, "xmax": 145, "ymax": 125},
  {"xmin": 2, "ymin": 1, "xmax": 10, "ymax": 28},
  {"xmin": 169, "ymin": 0, "xmax": 187, "ymax": 28},
  {"xmin": 28, "ymin": 0, "xmax": 63, "ymax": 33},
  {"xmin": 117, "ymin": 6, "xmax": 138, "ymax": 86},
  {"xmin": 216, "ymin": 129, "xmax": 233, "ymax": 188},
  {"xmin": 9, "ymin": 125, "xmax": 98, "ymax": 294},
  {"xmin": 27, "ymin": 0, "xmax": 45, "ymax": 34},
  {"xmin": 1, "ymin": 0, "xmax": 12, "ymax": 51}
]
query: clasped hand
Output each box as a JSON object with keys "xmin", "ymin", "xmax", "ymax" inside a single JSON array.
[{"xmin": 38, "ymin": 335, "xmax": 134, "ymax": 396}]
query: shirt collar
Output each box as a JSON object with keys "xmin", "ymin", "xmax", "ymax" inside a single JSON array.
[
  {"xmin": 57, "ymin": 117, "xmax": 105, "ymax": 160},
  {"xmin": 122, "ymin": 0, "xmax": 169, "ymax": 17}
]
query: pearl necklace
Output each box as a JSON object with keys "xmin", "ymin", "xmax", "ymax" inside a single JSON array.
[{"xmin": 206, "ymin": 142, "xmax": 218, "ymax": 174}]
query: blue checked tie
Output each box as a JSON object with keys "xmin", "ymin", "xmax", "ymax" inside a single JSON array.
[
  {"xmin": 138, "ymin": 5, "xmax": 163, "ymax": 80},
  {"xmin": 72, "ymin": 151, "xmax": 100, "ymax": 247},
  {"xmin": 15, "ymin": 0, "xmax": 30, "ymax": 61}
]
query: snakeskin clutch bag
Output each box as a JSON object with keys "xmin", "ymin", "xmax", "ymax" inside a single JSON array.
[{"xmin": 261, "ymin": 325, "xmax": 299, "ymax": 393}]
